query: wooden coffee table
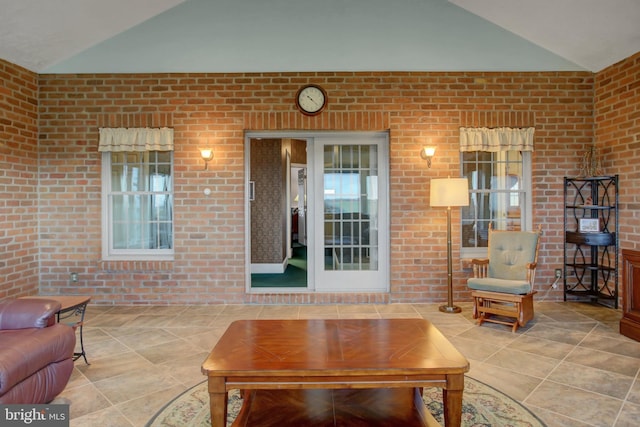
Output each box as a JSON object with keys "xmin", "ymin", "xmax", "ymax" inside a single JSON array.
[{"xmin": 201, "ymin": 318, "xmax": 469, "ymax": 427}]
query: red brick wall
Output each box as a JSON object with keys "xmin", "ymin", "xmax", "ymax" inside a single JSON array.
[
  {"xmin": 30, "ymin": 70, "xmax": 597, "ymax": 305},
  {"xmin": 0, "ymin": 60, "xmax": 39, "ymax": 298},
  {"xmin": 595, "ymin": 52, "xmax": 640, "ymax": 254}
]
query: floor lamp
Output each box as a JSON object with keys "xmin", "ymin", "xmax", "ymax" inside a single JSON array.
[{"xmin": 430, "ymin": 177, "xmax": 469, "ymax": 313}]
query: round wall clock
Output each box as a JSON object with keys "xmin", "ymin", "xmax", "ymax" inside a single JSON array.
[{"xmin": 295, "ymin": 84, "xmax": 327, "ymax": 116}]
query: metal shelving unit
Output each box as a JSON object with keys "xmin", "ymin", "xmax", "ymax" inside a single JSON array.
[{"xmin": 563, "ymin": 176, "xmax": 618, "ymax": 308}]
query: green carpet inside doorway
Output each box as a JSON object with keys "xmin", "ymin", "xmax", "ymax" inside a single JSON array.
[{"xmin": 251, "ymin": 245, "xmax": 307, "ymax": 288}]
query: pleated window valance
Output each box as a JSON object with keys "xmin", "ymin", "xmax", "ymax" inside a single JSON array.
[
  {"xmin": 98, "ymin": 127, "xmax": 174, "ymax": 152},
  {"xmin": 459, "ymin": 127, "xmax": 534, "ymax": 152}
]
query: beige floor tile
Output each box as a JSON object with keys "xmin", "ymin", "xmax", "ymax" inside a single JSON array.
[
  {"xmin": 456, "ymin": 323, "xmax": 520, "ymax": 347},
  {"xmin": 570, "ymin": 304, "xmax": 623, "ymax": 323},
  {"xmin": 427, "ymin": 314, "xmax": 476, "ymax": 330},
  {"xmin": 526, "ymin": 381, "xmax": 622, "ymax": 426},
  {"xmin": 592, "ymin": 322, "xmax": 630, "ymax": 339},
  {"xmin": 94, "ymin": 366, "xmax": 181, "ymax": 405},
  {"xmin": 65, "ymin": 367, "xmax": 91, "ymax": 390},
  {"xmin": 447, "ymin": 335, "xmax": 504, "ymax": 361},
  {"xmin": 413, "ymin": 302, "xmax": 474, "ymax": 314},
  {"xmin": 116, "ymin": 384, "xmax": 187, "ymax": 427},
  {"xmin": 298, "ymin": 305, "xmax": 340, "ymax": 318},
  {"xmin": 70, "ymin": 407, "xmax": 134, "ymax": 427},
  {"xmin": 337, "ymin": 304, "xmax": 379, "ymax": 314},
  {"xmin": 163, "ymin": 313, "xmax": 220, "ymax": 327},
  {"xmin": 379, "ymin": 311, "xmax": 422, "ymax": 319},
  {"xmin": 81, "ymin": 327, "xmax": 114, "ymax": 344},
  {"xmin": 257, "ymin": 305, "xmax": 300, "ymax": 318},
  {"xmin": 486, "ymin": 347, "xmax": 560, "ymax": 378},
  {"xmin": 135, "ymin": 339, "xmax": 203, "ymax": 365},
  {"xmin": 76, "ymin": 351, "xmax": 154, "ymax": 383},
  {"xmin": 184, "ymin": 304, "xmax": 227, "ymax": 315},
  {"xmin": 220, "ymin": 304, "xmax": 263, "ymax": 316},
  {"xmin": 578, "ymin": 333, "xmax": 640, "ymax": 359},
  {"xmin": 212, "ymin": 314, "xmax": 257, "ymax": 327},
  {"xmin": 86, "ymin": 314, "xmax": 139, "ymax": 327},
  {"xmin": 615, "ymin": 401, "xmax": 640, "ymax": 427},
  {"xmin": 507, "ymin": 334, "xmax": 575, "ymax": 359},
  {"xmin": 120, "ymin": 314, "xmax": 173, "ymax": 328},
  {"xmin": 84, "ymin": 305, "xmax": 114, "ymax": 316},
  {"xmin": 114, "ymin": 328, "xmax": 182, "ymax": 351},
  {"xmin": 547, "ymin": 361, "xmax": 634, "ymax": 400},
  {"xmin": 467, "ymin": 363, "xmax": 542, "ymax": 402},
  {"xmin": 338, "ymin": 312, "xmax": 381, "ymax": 319},
  {"xmin": 374, "ymin": 303, "xmax": 420, "ymax": 314},
  {"xmin": 143, "ymin": 305, "xmax": 189, "ymax": 316},
  {"xmin": 80, "ymin": 336, "xmax": 133, "ymax": 360},
  {"xmin": 565, "ymin": 345, "xmax": 640, "ymax": 377},
  {"xmin": 525, "ymin": 323, "xmax": 591, "ymax": 345},
  {"xmin": 540, "ymin": 309, "xmax": 599, "ymax": 323},
  {"xmin": 429, "ymin": 323, "xmax": 474, "ymax": 338},
  {"xmin": 97, "ymin": 326, "xmax": 154, "ymax": 339},
  {"xmin": 165, "ymin": 325, "xmax": 221, "ymax": 338},
  {"xmin": 162, "ymin": 351, "xmax": 211, "ymax": 388},
  {"xmin": 185, "ymin": 327, "xmax": 227, "ymax": 352},
  {"xmin": 101, "ymin": 306, "xmax": 152, "ymax": 315},
  {"xmin": 528, "ymin": 406, "xmax": 594, "ymax": 427},
  {"xmin": 627, "ymin": 379, "xmax": 640, "ymax": 405},
  {"xmin": 57, "ymin": 382, "xmax": 112, "ymax": 419}
]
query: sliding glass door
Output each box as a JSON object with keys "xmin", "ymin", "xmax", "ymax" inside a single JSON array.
[{"xmin": 312, "ymin": 134, "xmax": 389, "ymax": 292}]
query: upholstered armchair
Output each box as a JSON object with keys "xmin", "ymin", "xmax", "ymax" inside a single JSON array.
[
  {"xmin": 467, "ymin": 225, "xmax": 542, "ymax": 332},
  {"xmin": 0, "ymin": 298, "xmax": 76, "ymax": 403}
]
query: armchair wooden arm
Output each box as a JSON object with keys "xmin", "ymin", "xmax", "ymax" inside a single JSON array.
[{"xmin": 526, "ymin": 262, "xmax": 538, "ymax": 288}]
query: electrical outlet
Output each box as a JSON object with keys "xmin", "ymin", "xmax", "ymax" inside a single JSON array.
[{"xmin": 554, "ymin": 269, "xmax": 562, "ymax": 279}]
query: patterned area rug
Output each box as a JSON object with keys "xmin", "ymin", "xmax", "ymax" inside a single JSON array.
[{"xmin": 147, "ymin": 377, "xmax": 546, "ymax": 427}]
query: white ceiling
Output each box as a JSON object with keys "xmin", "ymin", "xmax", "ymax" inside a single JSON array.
[
  {"xmin": 0, "ymin": 0, "xmax": 639, "ymax": 74},
  {"xmin": 450, "ymin": 0, "xmax": 640, "ymax": 72},
  {"xmin": 0, "ymin": 0, "xmax": 186, "ymax": 72}
]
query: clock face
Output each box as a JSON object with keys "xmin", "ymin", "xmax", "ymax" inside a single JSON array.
[{"xmin": 296, "ymin": 85, "xmax": 327, "ymax": 115}]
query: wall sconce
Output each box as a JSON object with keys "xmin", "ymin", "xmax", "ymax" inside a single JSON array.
[
  {"xmin": 200, "ymin": 148, "xmax": 214, "ymax": 170},
  {"xmin": 420, "ymin": 146, "xmax": 436, "ymax": 168}
]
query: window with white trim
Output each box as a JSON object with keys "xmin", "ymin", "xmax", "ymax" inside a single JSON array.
[
  {"xmin": 99, "ymin": 128, "xmax": 174, "ymax": 260},
  {"xmin": 459, "ymin": 127, "xmax": 534, "ymax": 259}
]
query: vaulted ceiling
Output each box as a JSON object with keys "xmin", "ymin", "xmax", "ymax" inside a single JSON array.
[{"xmin": 1, "ymin": 0, "xmax": 639, "ymax": 74}]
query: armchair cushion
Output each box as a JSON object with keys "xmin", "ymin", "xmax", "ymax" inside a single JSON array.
[
  {"xmin": 467, "ymin": 277, "xmax": 531, "ymax": 295},
  {"xmin": 0, "ymin": 298, "xmax": 75, "ymax": 404},
  {"xmin": 488, "ymin": 232, "xmax": 539, "ymax": 281},
  {"xmin": 0, "ymin": 324, "xmax": 75, "ymax": 397}
]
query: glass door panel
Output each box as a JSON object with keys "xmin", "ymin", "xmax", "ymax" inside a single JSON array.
[
  {"xmin": 314, "ymin": 134, "xmax": 388, "ymax": 292},
  {"xmin": 323, "ymin": 145, "xmax": 378, "ymax": 271}
]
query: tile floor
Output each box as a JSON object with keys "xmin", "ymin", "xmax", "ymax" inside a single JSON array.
[{"xmin": 56, "ymin": 301, "xmax": 640, "ymax": 427}]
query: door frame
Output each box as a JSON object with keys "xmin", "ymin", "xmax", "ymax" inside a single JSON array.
[{"xmin": 245, "ymin": 130, "xmax": 389, "ymax": 294}]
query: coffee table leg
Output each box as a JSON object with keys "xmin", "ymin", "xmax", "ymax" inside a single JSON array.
[
  {"xmin": 443, "ymin": 374, "xmax": 464, "ymax": 427},
  {"xmin": 207, "ymin": 377, "xmax": 227, "ymax": 427}
]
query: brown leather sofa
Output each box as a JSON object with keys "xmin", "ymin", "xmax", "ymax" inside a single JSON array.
[{"xmin": 0, "ymin": 298, "xmax": 76, "ymax": 404}]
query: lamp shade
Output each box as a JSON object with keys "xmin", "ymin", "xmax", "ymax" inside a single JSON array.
[{"xmin": 430, "ymin": 178, "xmax": 469, "ymax": 207}]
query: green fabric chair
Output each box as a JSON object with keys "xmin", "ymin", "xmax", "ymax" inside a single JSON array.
[{"xmin": 467, "ymin": 225, "xmax": 542, "ymax": 332}]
